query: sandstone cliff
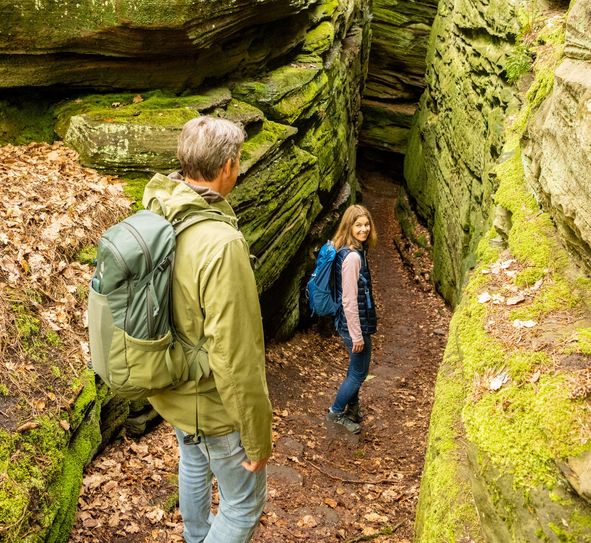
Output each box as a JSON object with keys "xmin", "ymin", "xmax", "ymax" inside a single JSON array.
[{"xmin": 410, "ymin": 0, "xmax": 591, "ymax": 540}]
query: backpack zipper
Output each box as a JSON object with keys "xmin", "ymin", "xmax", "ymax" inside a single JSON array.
[
  {"xmin": 101, "ymin": 237, "xmax": 134, "ymax": 332},
  {"xmin": 121, "ymin": 222, "xmax": 156, "ymax": 337}
]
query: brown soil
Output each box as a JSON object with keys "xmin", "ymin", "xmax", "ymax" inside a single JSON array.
[{"xmin": 68, "ymin": 166, "xmax": 450, "ymax": 543}]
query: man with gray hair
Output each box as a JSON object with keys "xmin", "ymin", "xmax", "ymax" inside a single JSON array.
[{"xmin": 142, "ymin": 116, "xmax": 273, "ymax": 542}]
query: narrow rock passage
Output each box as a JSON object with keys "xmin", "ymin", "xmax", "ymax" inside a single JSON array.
[{"xmin": 69, "ymin": 167, "xmax": 450, "ymax": 543}]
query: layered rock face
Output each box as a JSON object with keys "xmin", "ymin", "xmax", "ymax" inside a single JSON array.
[
  {"xmin": 41, "ymin": 0, "xmax": 370, "ymax": 338},
  {"xmin": 359, "ymin": 0, "xmax": 438, "ymax": 156},
  {"xmin": 1, "ymin": 1, "xmax": 318, "ymax": 90},
  {"xmin": 403, "ymin": 0, "xmax": 519, "ymax": 304},
  {"xmin": 413, "ymin": 0, "xmax": 591, "ymax": 540},
  {"xmin": 524, "ymin": 2, "xmax": 591, "ymax": 270}
]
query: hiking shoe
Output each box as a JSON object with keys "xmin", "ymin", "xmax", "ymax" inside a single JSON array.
[
  {"xmin": 344, "ymin": 403, "xmax": 362, "ymax": 423},
  {"xmin": 326, "ymin": 410, "xmax": 361, "ymax": 434}
]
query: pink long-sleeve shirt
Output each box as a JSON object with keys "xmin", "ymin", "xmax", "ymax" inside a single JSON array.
[{"xmin": 341, "ymin": 251, "xmax": 363, "ymax": 343}]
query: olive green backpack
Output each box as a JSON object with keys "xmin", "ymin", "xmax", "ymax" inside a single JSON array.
[{"xmin": 87, "ymin": 209, "xmax": 232, "ymax": 400}]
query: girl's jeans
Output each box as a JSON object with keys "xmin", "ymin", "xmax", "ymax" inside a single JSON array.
[
  {"xmin": 330, "ymin": 328, "xmax": 372, "ymax": 414},
  {"xmin": 175, "ymin": 429, "xmax": 266, "ymax": 543}
]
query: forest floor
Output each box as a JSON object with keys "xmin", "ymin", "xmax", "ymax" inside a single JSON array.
[{"xmin": 68, "ymin": 164, "xmax": 450, "ymax": 543}]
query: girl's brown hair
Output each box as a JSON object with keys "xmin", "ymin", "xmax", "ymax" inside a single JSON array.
[{"xmin": 332, "ymin": 204, "xmax": 377, "ymax": 250}]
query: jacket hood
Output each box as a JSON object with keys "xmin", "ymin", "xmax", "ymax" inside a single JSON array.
[{"xmin": 142, "ymin": 173, "xmax": 238, "ymax": 228}]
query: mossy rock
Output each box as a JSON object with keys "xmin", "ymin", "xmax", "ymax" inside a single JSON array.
[
  {"xmin": 0, "ymin": 370, "xmax": 102, "ymax": 543},
  {"xmin": 229, "ymin": 141, "xmax": 321, "ymax": 293},
  {"xmin": 232, "ymin": 63, "xmax": 330, "ymax": 124}
]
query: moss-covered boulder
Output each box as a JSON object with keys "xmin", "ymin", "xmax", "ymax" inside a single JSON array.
[{"xmin": 403, "ymin": 0, "xmax": 520, "ymax": 305}]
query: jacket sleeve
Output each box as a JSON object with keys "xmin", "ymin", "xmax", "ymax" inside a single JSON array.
[
  {"xmin": 200, "ymin": 236, "xmax": 273, "ymax": 461},
  {"xmin": 341, "ymin": 251, "xmax": 363, "ymax": 343}
]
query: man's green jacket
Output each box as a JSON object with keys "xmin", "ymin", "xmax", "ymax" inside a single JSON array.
[{"xmin": 142, "ymin": 173, "xmax": 272, "ymax": 461}]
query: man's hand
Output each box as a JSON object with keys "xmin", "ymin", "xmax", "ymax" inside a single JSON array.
[
  {"xmin": 241, "ymin": 455, "xmax": 270, "ymax": 473},
  {"xmin": 352, "ymin": 340, "xmax": 364, "ymax": 353}
]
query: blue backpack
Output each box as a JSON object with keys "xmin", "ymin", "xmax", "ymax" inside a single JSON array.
[{"xmin": 307, "ymin": 241, "xmax": 339, "ymax": 316}]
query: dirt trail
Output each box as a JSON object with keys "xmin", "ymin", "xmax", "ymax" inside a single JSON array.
[{"xmin": 69, "ymin": 168, "xmax": 450, "ymax": 543}]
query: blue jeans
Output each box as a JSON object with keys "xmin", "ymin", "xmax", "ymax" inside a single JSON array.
[
  {"xmin": 330, "ymin": 328, "xmax": 372, "ymax": 414},
  {"xmin": 175, "ymin": 429, "xmax": 266, "ymax": 543}
]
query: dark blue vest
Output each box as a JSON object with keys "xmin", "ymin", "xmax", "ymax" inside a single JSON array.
[{"xmin": 334, "ymin": 247, "xmax": 377, "ymax": 335}]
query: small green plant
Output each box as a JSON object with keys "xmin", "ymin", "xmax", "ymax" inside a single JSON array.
[
  {"xmin": 50, "ymin": 366, "xmax": 62, "ymax": 379},
  {"xmin": 75, "ymin": 246, "xmax": 96, "ymax": 265},
  {"xmin": 0, "ymin": 384, "xmax": 9, "ymax": 396},
  {"xmin": 506, "ymin": 45, "xmax": 533, "ymax": 84}
]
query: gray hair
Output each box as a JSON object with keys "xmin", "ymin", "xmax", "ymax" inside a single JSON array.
[{"xmin": 177, "ymin": 116, "xmax": 245, "ymax": 181}]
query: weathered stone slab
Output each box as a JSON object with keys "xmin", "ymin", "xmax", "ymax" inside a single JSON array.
[
  {"xmin": 0, "ymin": 0, "xmax": 317, "ymax": 89},
  {"xmin": 524, "ymin": 58, "xmax": 591, "ymax": 268},
  {"xmin": 565, "ymin": 0, "xmax": 591, "ymax": 61}
]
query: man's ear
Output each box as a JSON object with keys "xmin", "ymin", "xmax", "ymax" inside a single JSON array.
[{"xmin": 222, "ymin": 158, "xmax": 233, "ymax": 176}]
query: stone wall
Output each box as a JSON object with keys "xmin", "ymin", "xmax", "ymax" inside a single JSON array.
[
  {"xmin": 414, "ymin": 0, "xmax": 591, "ymax": 540},
  {"xmin": 358, "ymin": 0, "xmax": 437, "ymax": 156},
  {"xmin": 403, "ymin": 0, "xmax": 519, "ymax": 305}
]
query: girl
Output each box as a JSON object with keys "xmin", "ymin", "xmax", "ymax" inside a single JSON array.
[{"xmin": 326, "ymin": 204, "xmax": 377, "ymax": 434}]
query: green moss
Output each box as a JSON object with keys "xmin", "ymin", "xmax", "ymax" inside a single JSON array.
[
  {"xmin": 415, "ymin": 334, "xmax": 481, "ymax": 541},
  {"xmin": 311, "ymin": 0, "xmax": 339, "ymax": 22},
  {"xmin": 54, "ymin": 87, "xmax": 231, "ymax": 137},
  {"xmin": 75, "ymin": 246, "xmax": 97, "ymax": 265},
  {"xmin": 0, "ymin": 383, "xmax": 8, "ymax": 396},
  {"xmin": 0, "ymin": 373, "xmax": 101, "ymax": 542},
  {"xmin": 240, "ymin": 119, "xmax": 297, "ymax": 175},
  {"xmin": 121, "ymin": 173, "xmax": 151, "ymax": 210},
  {"xmin": 505, "ymin": 45, "xmax": 533, "ymax": 84},
  {"xmin": 302, "ymin": 21, "xmax": 335, "ymax": 54},
  {"xmin": 510, "ymin": 278, "xmax": 578, "ymax": 321},
  {"xmin": 464, "ymin": 373, "xmax": 586, "ymax": 490},
  {"xmin": 232, "ymin": 64, "xmax": 326, "ymax": 123},
  {"xmin": 46, "ymin": 331, "xmax": 61, "ymax": 348},
  {"xmin": 575, "ymin": 328, "xmax": 591, "ymax": 356},
  {"xmin": 50, "ymin": 366, "xmax": 61, "ymax": 379},
  {"xmin": 455, "ymin": 298, "xmax": 506, "ymax": 377},
  {"xmin": 13, "ymin": 303, "xmax": 41, "ymax": 339},
  {"xmin": 45, "ymin": 382, "xmax": 101, "ymax": 543},
  {"xmin": 0, "ymin": 93, "xmax": 57, "ymax": 145},
  {"xmin": 508, "ymin": 351, "xmax": 551, "ymax": 383}
]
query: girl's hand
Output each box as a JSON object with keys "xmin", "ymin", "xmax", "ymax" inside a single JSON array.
[{"xmin": 352, "ymin": 340, "xmax": 364, "ymax": 353}]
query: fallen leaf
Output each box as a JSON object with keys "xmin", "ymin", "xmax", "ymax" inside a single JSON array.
[
  {"xmin": 529, "ymin": 370, "xmax": 541, "ymax": 383},
  {"xmin": 82, "ymin": 517, "xmax": 99, "ymax": 528},
  {"xmin": 59, "ymin": 419, "xmax": 70, "ymax": 431},
  {"xmin": 513, "ymin": 319, "xmax": 537, "ymax": 328},
  {"xmin": 364, "ymin": 512, "xmax": 389, "ymax": 523},
  {"xmin": 324, "ymin": 498, "xmax": 338, "ymax": 508},
  {"xmin": 133, "ymin": 95, "xmax": 144, "ymax": 103},
  {"xmin": 478, "ymin": 292, "xmax": 492, "ymax": 303},
  {"xmin": 297, "ymin": 515, "xmax": 317, "ymax": 528},
  {"xmin": 17, "ymin": 421, "xmax": 40, "ymax": 432},
  {"xmin": 489, "ymin": 370, "xmax": 510, "ymax": 391},
  {"xmin": 506, "ymin": 294, "xmax": 526, "ymax": 306}
]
